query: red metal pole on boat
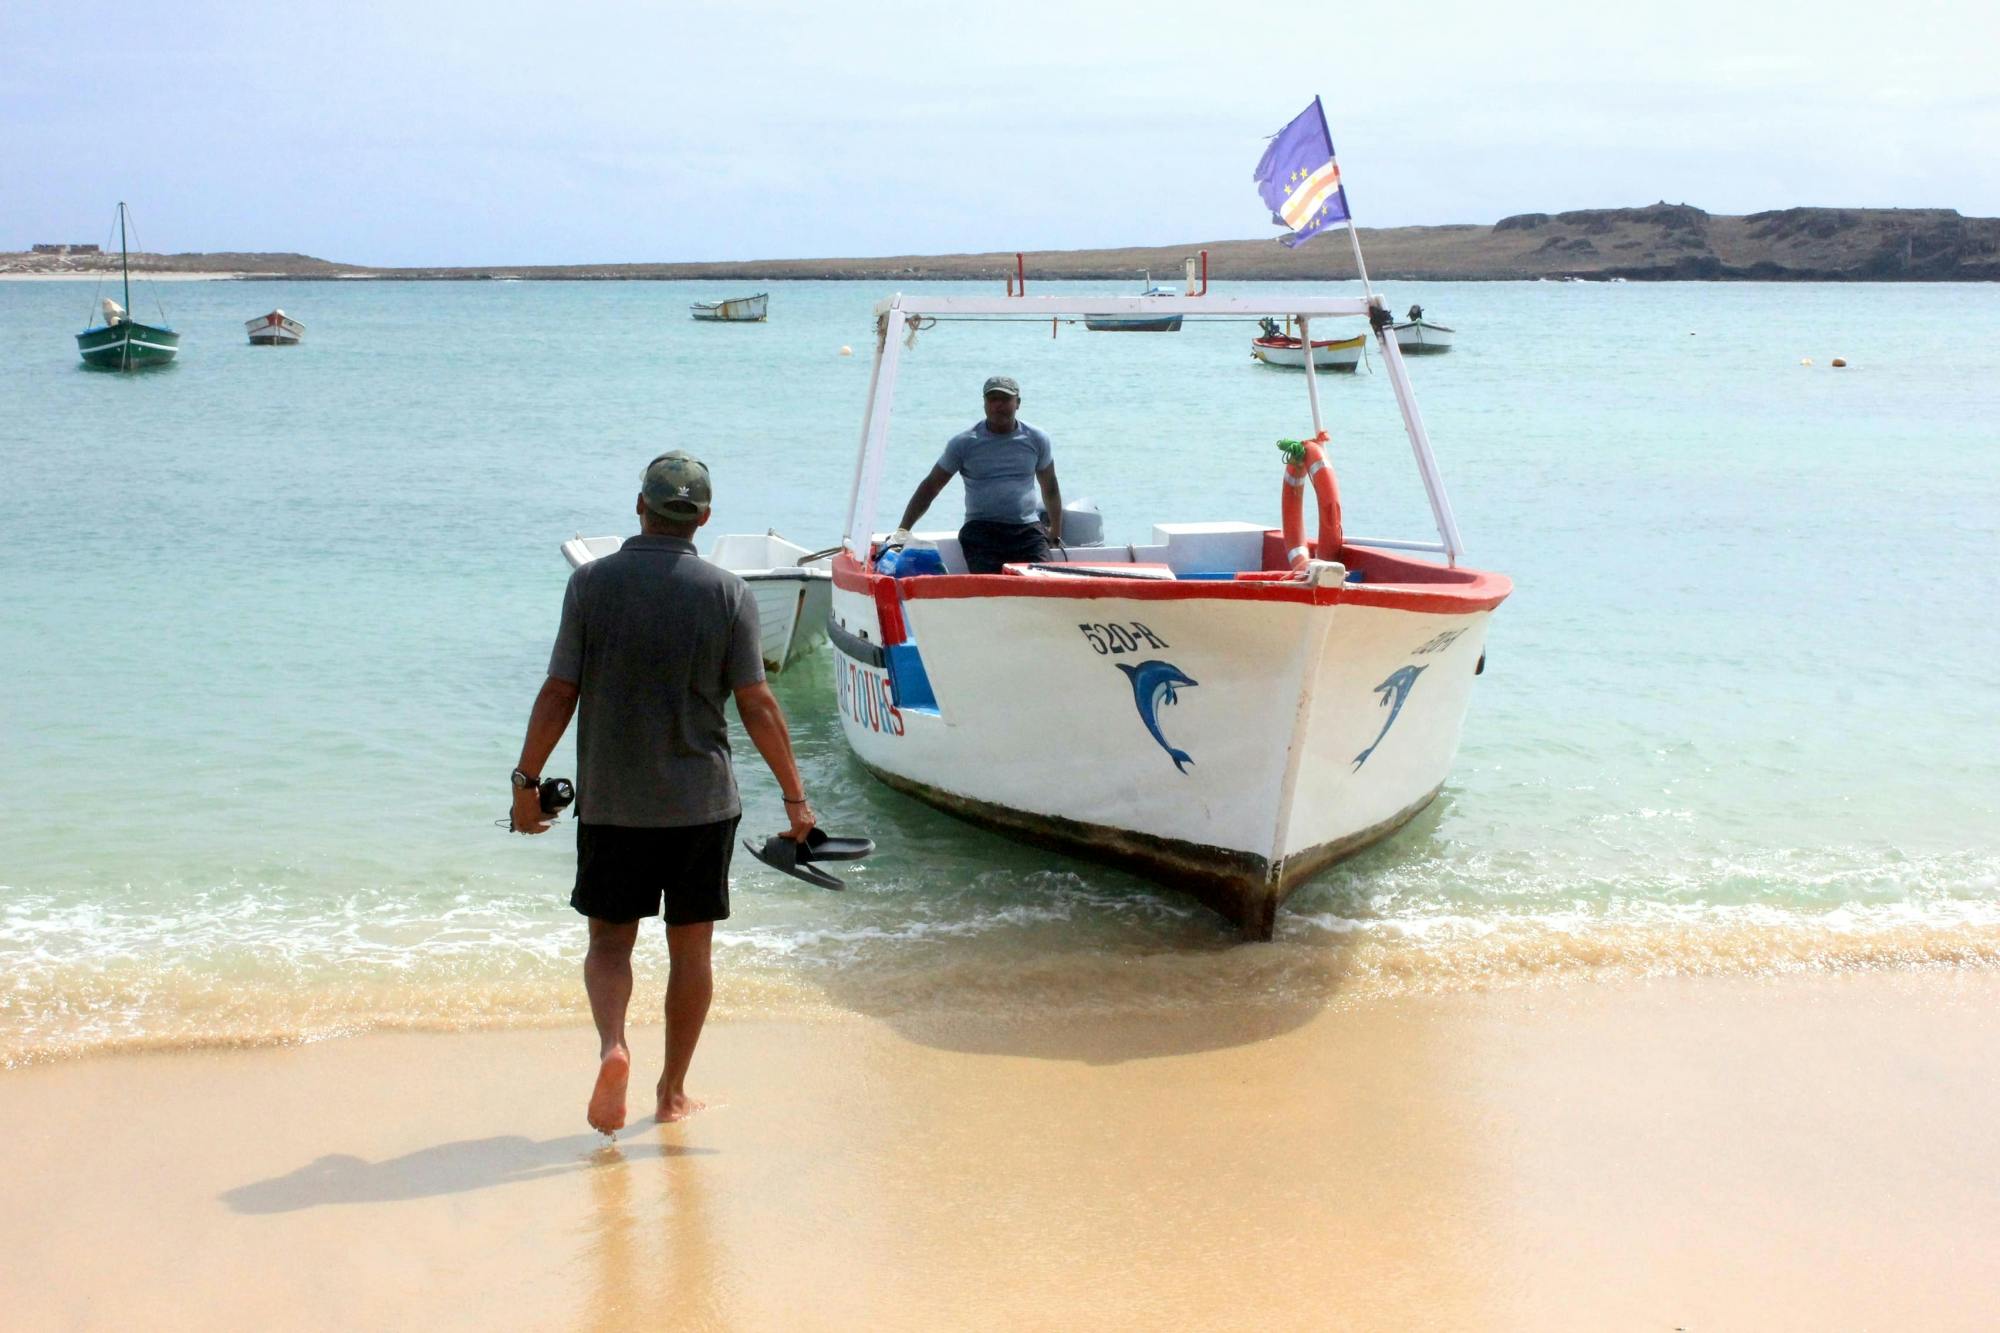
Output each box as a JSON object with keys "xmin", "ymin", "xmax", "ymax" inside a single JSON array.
[{"xmin": 1016, "ymin": 252, "xmax": 1025, "ymax": 296}]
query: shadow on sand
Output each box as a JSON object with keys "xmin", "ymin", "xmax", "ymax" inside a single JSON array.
[
  {"xmin": 787, "ymin": 774, "xmax": 1456, "ymax": 1065},
  {"xmin": 221, "ymin": 1133, "xmax": 714, "ymax": 1214}
]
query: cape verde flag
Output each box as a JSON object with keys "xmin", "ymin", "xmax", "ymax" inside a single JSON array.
[{"xmin": 1254, "ymin": 97, "xmax": 1350, "ymax": 247}]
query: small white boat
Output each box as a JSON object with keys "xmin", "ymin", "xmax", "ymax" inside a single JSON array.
[
  {"xmin": 690, "ymin": 293, "xmax": 769, "ymax": 322},
  {"xmin": 246, "ymin": 310, "xmax": 304, "ymax": 346},
  {"xmin": 1250, "ymin": 323, "xmax": 1366, "ymax": 371},
  {"xmin": 1390, "ymin": 305, "xmax": 1452, "ymax": 354},
  {"xmin": 560, "ymin": 530, "xmax": 832, "ymax": 672}
]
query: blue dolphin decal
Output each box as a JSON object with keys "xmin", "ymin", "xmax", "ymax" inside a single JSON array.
[
  {"xmin": 1116, "ymin": 659, "xmax": 1198, "ymax": 773},
  {"xmin": 1353, "ymin": 664, "xmax": 1427, "ymax": 770}
]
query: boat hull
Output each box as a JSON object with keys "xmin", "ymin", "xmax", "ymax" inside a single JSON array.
[
  {"xmin": 828, "ymin": 546, "xmax": 1507, "ymax": 936},
  {"xmin": 1250, "ymin": 335, "xmax": 1364, "ymax": 371},
  {"xmin": 559, "ymin": 532, "xmax": 830, "ymax": 672},
  {"xmin": 77, "ymin": 322, "xmax": 178, "ymax": 369},
  {"xmin": 1084, "ymin": 315, "xmax": 1183, "ymax": 332},
  {"xmin": 863, "ymin": 760, "xmax": 1442, "ymax": 936},
  {"xmin": 1392, "ymin": 321, "xmax": 1453, "ymax": 353},
  {"xmin": 246, "ymin": 312, "xmax": 305, "ymax": 345},
  {"xmin": 690, "ymin": 293, "xmax": 769, "ymax": 322},
  {"xmin": 747, "ymin": 571, "xmax": 833, "ymax": 671}
]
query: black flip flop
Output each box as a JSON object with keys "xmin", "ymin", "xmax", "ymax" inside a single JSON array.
[
  {"xmin": 744, "ymin": 827, "xmax": 874, "ymax": 891},
  {"xmin": 799, "ymin": 827, "xmax": 874, "ymax": 862}
]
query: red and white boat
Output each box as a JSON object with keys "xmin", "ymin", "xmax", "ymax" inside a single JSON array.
[
  {"xmin": 1251, "ymin": 321, "xmax": 1366, "ymax": 371},
  {"xmin": 245, "ymin": 309, "xmax": 304, "ymax": 346},
  {"xmin": 829, "ymin": 291, "xmax": 1510, "ymax": 937}
]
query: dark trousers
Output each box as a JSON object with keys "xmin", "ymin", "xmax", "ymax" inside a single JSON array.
[{"xmin": 959, "ymin": 520, "xmax": 1050, "ymax": 574}]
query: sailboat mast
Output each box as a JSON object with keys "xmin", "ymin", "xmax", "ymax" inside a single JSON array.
[{"xmin": 119, "ymin": 202, "xmax": 130, "ymax": 316}]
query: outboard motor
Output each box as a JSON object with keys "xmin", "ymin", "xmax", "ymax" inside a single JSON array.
[{"xmin": 1061, "ymin": 499, "xmax": 1105, "ymax": 547}]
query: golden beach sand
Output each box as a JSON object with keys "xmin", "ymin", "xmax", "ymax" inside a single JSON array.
[{"xmin": 3, "ymin": 971, "xmax": 1996, "ymax": 1331}]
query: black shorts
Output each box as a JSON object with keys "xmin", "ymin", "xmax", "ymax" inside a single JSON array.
[
  {"xmin": 571, "ymin": 818, "xmax": 738, "ymax": 927},
  {"xmin": 958, "ymin": 519, "xmax": 1050, "ymax": 575}
]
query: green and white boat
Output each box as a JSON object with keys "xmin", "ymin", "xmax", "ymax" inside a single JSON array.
[{"xmin": 76, "ymin": 203, "xmax": 178, "ymax": 370}]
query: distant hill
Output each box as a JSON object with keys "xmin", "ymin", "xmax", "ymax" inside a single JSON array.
[{"xmin": 7, "ymin": 205, "xmax": 1996, "ymax": 281}]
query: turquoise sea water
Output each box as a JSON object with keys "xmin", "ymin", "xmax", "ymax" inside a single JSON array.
[{"xmin": 3, "ymin": 275, "xmax": 1997, "ymax": 1063}]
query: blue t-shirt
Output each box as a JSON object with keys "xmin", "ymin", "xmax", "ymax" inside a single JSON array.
[{"xmin": 937, "ymin": 419, "xmax": 1054, "ymax": 525}]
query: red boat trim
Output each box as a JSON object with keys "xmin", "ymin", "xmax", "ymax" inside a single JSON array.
[{"xmin": 832, "ymin": 551, "xmax": 1510, "ymax": 615}]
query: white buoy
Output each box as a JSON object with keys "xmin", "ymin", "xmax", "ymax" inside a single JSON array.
[
  {"xmin": 1800, "ymin": 357, "xmax": 1813, "ymax": 366},
  {"xmin": 839, "ymin": 345, "xmax": 853, "ymax": 357}
]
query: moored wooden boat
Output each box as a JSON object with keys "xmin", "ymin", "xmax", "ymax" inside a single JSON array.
[
  {"xmin": 77, "ymin": 309, "xmax": 180, "ymax": 370},
  {"xmin": 75, "ymin": 204, "xmax": 177, "ymax": 370},
  {"xmin": 1391, "ymin": 305, "xmax": 1453, "ymax": 353},
  {"xmin": 1250, "ymin": 328, "xmax": 1366, "ymax": 371},
  {"xmin": 246, "ymin": 310, "xmax": 305, "ymax": 346},
  {"xmin": 690, "ymin": 293, "xmax": 769, "ymax": 322},
  {"xmin": 833, "ymin": 290, "xmax": 1509, "ymax": 938},
  {"xmin": 560, "ymin": 530, "xmax": 832, "ymax": 672},
  {"xmin": 1084, "ymin": 274, "xmax": 1183, "ymax": 331}
]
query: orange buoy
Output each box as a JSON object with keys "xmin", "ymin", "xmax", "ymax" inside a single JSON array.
[
  {"xmin": 1831, "ymin": 357, "xmax": 1847, "ymax": 368},
  {"xmin": 1279, "ymin": 434, "xmax": 1342, "ymax": 572}
]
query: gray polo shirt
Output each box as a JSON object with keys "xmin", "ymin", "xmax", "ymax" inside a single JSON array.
[
  {"xmin": 547, "ymin": 535, "xmax": 765, "ymax": 827},
  {"xmin": 937, "ymin": 419, "xmax": 1054, "ymax": 524}
]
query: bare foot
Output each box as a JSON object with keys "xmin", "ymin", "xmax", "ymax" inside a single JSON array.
[
  {"xmin": 655, "ymin": 1087, "xmax": 705, "ymax": 1123},
  {"xmin": 587, "ymin": 1047, "xmax": 630, "ymax": 1134}
]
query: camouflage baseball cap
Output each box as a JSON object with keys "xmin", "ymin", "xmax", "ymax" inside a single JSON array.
[
  {"xmin": 982, "ymin": 375, "xmax": 1020, "ymax": 400},
  {"xmin": 642, "ymin": 450, "xmax": 712, "ymax": 518}
]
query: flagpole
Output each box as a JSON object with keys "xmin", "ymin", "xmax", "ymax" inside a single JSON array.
[{"xmin": 1312, "ymin": 96, "xmax": 1374, "ymax": 301}]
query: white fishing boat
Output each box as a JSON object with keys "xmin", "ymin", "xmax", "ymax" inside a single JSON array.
[
  {"xmin": 1250, "ymin": 324, "xmax": 1367, "ymax": 371},
  {"xmin": 560, "ymin": 530, "xmax": 832, "ymax": 672},
  {"xmin": 831, "ymin": 290, "xmax": 1510, "ymax": 938},
  {"xmin": 1391, "ymin": 304, "xmax": 1453, "ymax": 354},
  {"xmin": 245, "ymin": 310, "xmax": 304, "ymax": 346},
  {"xmin": 689, "ymin": 293, "xmax": 769, "ymax": 322}
]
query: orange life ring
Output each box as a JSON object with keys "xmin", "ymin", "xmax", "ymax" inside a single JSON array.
[{"xmin": 1279, "ymin": 432, "xmax": 1342, "ymax": 571}]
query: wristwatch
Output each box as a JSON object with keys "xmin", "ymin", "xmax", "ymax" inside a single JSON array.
[{"xmin": 511, "ymin": 768, "xmax": 539, "ymax": 790}]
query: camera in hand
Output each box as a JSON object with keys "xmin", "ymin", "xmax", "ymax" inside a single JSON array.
[
  {"xmin": 537, "ymin": 777, "xmax": 575, "ymax": 815},
  {"xmin": 505, "ymin": 776, "xmax": 575, "ymax": 830}
]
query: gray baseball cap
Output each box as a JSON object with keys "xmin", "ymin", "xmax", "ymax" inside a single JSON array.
[
  {"xmin": 642, "ymin": 450, "xmax": 712, "ymax": 518},
  {"xmin": 982, "ymin": 375, "xmax": 1020, "ymax": 400}
]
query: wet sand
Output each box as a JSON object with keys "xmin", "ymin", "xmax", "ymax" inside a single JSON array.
[{"xmin": 3, "ymin": 971, "xmax": 1996, "ymax": 1330}]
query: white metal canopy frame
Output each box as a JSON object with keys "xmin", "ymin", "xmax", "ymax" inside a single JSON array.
[{"xmin": 839, "ymin": 292, "xmax": 1468, "ymax": 566}]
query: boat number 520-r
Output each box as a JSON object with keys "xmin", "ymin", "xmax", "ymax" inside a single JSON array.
[{"xmin": 1078, "ymin": 622, "xmax": 1170, "ymax": 655}]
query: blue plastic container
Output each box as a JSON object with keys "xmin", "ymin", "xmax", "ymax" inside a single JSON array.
[{"xmin": 875, "ymin": 546, "xmax": 947, "ymax": 578}]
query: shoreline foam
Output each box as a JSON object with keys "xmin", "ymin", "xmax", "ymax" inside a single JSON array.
[{"xmin": 8, "ymin": 918, "xmax": 1998, "ymax": 1068}]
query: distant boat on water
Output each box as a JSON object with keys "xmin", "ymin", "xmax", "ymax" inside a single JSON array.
[
  {"xmin": 1391, "ymin": 305, "xmax": 1454, "ymax": 354},
  {"xmin": 246, "ymin": 310, "xmax": 304, "ymax": 346},
  {"xmin": 1084, "ymin": 273, "xmax": 1183, "ymax": 332},
  {"xmin": 76, "ymin": 203, "xmax": 178, "ymax": 370},
  {"xmin": 1250, "ymin": 318, "xmax": 1365, "ymax": 370},
  {"xmin": 690, "ymin": 293, "xmax": 768, "ymax": 322}
]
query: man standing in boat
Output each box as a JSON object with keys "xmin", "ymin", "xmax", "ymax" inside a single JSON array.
[
  {"xmin": 510, "ymin": 451, "xmax": 815, "ymax": 1132},
  {"xmin": 889, "ymin": 375, "xmax": 1063, "ymax": 573}
]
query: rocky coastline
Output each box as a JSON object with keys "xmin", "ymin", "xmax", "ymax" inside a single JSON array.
[{"xmin": 6, "ymin": 204, "xmax": 1994, "ymax": 282}]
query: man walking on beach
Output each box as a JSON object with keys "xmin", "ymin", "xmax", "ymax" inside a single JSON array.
[
  {"xmin": 890, "ymin": 375, "xmax": 1064, "ymax": 573},
  {"xmin": 512, "ymin": 451, "xmax": 814, "ymax": 1132}
]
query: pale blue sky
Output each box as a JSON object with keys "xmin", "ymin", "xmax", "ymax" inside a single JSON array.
[{"xmin": 4, "ymin": 0, "xmax": 1994, "ymax": 265}]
